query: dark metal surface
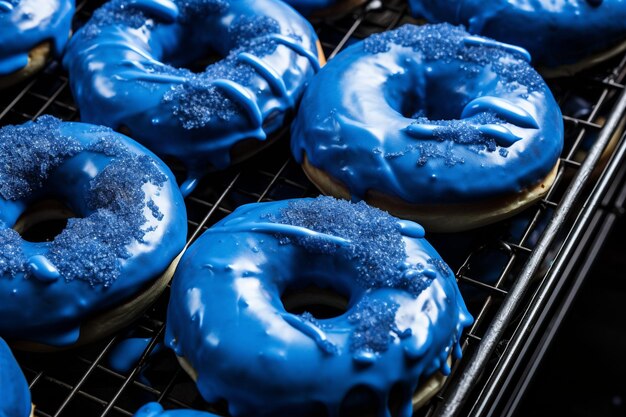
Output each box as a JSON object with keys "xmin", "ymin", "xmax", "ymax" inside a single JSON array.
[{"xmin": 2, "ymin": 1, "xmax": 626, "ymax": 416}]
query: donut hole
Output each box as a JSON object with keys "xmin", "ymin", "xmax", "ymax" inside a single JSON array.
[
  {"xmin": 13, "ymin": 199, "xmax": 75, "ymax": 243},
  {"xmin": 163, "ymin": 46, "xmax": 223, "ymax": 74},
  {"xmin": 385, "ymin": 70, "xmax": 470, "ymax": 121},
  {"xmin": 339, "ymin": 385, "xmax": 380, "ymax": 417},
  {"xmin": 281, "ymin": 284, "xmax": 349, "ymax": 319}
]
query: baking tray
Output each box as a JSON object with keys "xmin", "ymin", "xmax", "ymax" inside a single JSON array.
[{"xmin": 3, "ymin": 0, "xmax": 626, "ymax": 416}]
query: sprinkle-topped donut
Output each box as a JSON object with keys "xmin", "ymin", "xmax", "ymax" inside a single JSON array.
[
  {"xmin": 408, "ymin": 0, "xmax": 626, "ymax": 73},
  {"xmin": 0, "ymin": 0, "xmax": 74, "ymax": 86},
  {"xmin": 64, "ymin": 0, "xmax": 322, "ymax": 196},
  {"xmin": 0, "ymin": 116, "xmax": 187, "ymax": 347},
  {"xmin": 165, "ymin": 196, "xmax": 472, "ymax": 417},
  {"xmin": 0, "ymin": 338, "xmax": 31, "ymax": 417},
  {"xmin": 291, "ymin": 24, "xmax": 563, "ymax": 232}
]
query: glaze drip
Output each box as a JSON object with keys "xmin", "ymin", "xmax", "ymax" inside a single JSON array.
[
  {"xmin": 363, "ymin": 24, "xmax": 542, "ymax": 91},
  {"xmin": 165, "ymin": 197, "xmax": 473, "ymax": 417},
  {"xmin": 65, "ymin": 0, "xmax": 320, "ymax": 185},
  {"xmin": 0, "ymin": 118, "xmax": 187, "ymax": 345},
  {"xmin": 271, "ymin": 197, "xmax": 408, "ymax": 290},
  {"xmin": 407, "ymin": 0, "xmax": 626, "ymax": 68},
  {"xmin": 291, "ymin": 24, "xmax": 563, "ymax": 205}
]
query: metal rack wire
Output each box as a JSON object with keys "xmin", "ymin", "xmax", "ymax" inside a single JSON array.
[{"xmin": 4, "ymin": 0, "xmax": 626, "ymax": 416}]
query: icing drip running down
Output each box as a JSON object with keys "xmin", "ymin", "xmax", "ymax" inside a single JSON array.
[
  {"xmin": 165, "ymin": 197, "xmax": 472, "ymax": 417},
  {"xmin": 0, "ymin": 0, "xmax": 75, "ymax": 77},
  {"xmin": 291, "ymin": 24, "xmax": 563, "ymax": 205},
  {"xmin": 64, "ymin": 0, "xmax": 321, "ymax": 196},
  {"xmin": 0, "ymin": 117, "xmax": 187, "ymax": 346},
  {"xmin": 407, "ymin": 0, "xmax": 626, "ymax": 69}
]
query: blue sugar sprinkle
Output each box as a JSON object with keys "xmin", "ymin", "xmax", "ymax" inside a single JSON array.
[
  {"xmin": 412, "ymin": 112, "xmax": 505, "ymax": 167},
  {"xmin": 348, "ymin": 298, "xmax": 400, "ymax": 354},
  {"xmin": 147, "ymin": 199, "xmax": 164, "ymax": 221},
  {"xmin": 80, "ymin": 0, "xmax": 151, "ymax": 39},
  {"xmin": 427, "ymin": 258, "xmax": 451, "ymax": 277},
  {"xmin": 417, "ymin": 143, "xmax": 465, "ymax": 167},
  {"xmin": 0, "ymin": 116, "xmax": 82, "ymax": 201},
  {"xmin": 0, "ymin": 229, "xmax": 26, "ymax": 278},
  {"xmin": 160, "ymin": 15, "xmax": 281, "ymax": 128},
  {"xmin": 228, "ymin": 15, "xmax": 280, "ymax": 49},
  {"xmin": 364, "ymin": 24, "xmax": 543, "ymax": 91},
  {"xmin": 49, "ymin": 145, "xmax": 167, "ymax": 287},
  {"xmin": 273, "ymin": 197, "xmax": 408, "ymax": 292},
  {"xmin": 80, "ymin": 0, "xmax": 229, "ymax": 38}
]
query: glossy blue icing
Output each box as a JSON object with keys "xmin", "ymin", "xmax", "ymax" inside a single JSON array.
[
  {"xmin": 165, "ymin": 197, "xmax": 472, "ymax": 417},
  {"xmin": 0, "ymin": 0, "xmax": 74, "ymax": 77},
  {"xmin": 64, "ymin": 0, "xmax": 320, "ymax": 196},
  {"xmin": 291, "ymin": 24, "xmax": 563, "ymax": 205},
  {"xmin": 133, "ymin": 403, "xmax": 219, "ymax": 417},
  {"xmin": 0, "ymin": 338, "xmax": 31, "ymax": 417},
  {"xmin": 0, "ymin": 116, "xmax": 187, "ymax": 346},
  {"xmin": 408, "ymin": 0, "xmax": 626, "ymax": 69},
  {"xmin": 108, "ymin": 337, "xmax": 158, "ymax": 373}
]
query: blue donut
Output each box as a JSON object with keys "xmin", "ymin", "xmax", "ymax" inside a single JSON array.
[
  {"xmin": 165, "ymin": 196, "xmax": 472, "ymax": 417},
  {"xmin": 0, "ymin": 0, "xmax": 74, "ymax": 83},
  {"xmin": 291, "ymin": 24, "xmax": 563, "ymax": 232},
  {"xmin": 133, "ymin": 403, "xmax": 218, "ymax": 417},
  {"xmin": 64, "ymin": 0, "xmax": 322, "ymax": 196},
  {"xmin": 0, "ymin": 338, "xmax": 31, "ymax": 417},
  {"xmin": 0, "ymin": 116, "xmax": 187, "ymax": 347},
  {"xmin": 408, "ymin": 0, "xmax": 626, "ymax": 72}
]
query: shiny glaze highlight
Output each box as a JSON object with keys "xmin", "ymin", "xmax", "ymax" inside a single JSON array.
[
  {"xmin": 408, "ymin": 0, "xmax": 626, "ymax": 68},
  {"xmin": 0, "ymin": 338, "xmax": 31, "ymax": 417},
  {"xmin": 0, "ymin": 118, "xmax": 187, "ymax": 346},
  {"xmin": 64, "ymin": 0, "xmax": 320, "ymax": 196},
  {"xmin": 165, "ymin": 198, "xmax": 472, "ymax": 417},
  {"xmin": 291, "ymin": 24, "xmax": 563, "ymax": 205},
  {"xmin": 0, "ymin": 0, "xmax": 74, "ymax": 76}
]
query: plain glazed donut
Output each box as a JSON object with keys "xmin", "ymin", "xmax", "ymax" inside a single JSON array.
[
  {"xmin": 0, "ymin": 338, "xmax": 32, "ymax": 417},
  {"xmin": 165, "ymin": 196, "xmax": 472, "ymax": 417},
  {"xmin": 291, "ymin": 24, "xmax": 563, "ymax": 232},
  {"xmin": 64, "ymin": 0, "xmax": 323, "ymax": 196},
  {"xmin": 407, "ymin": 0, "xmax": 626, "ymax": 76},
  {"xmin": 0, "ymin": 0, "xmax": 74, "ymax": 88},
  {"xmin": 0, "ymin": 116, "xmax": 187, "ymax": 349}
]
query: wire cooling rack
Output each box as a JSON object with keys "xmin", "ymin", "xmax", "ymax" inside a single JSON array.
[{"xmin": 4, "ymin": 1, "xmax": 626, "ymax": 416}]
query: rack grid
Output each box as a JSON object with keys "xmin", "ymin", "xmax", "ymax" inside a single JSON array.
[{"xmin": 3, "ymin": 1, "xmax": 626, "ymax": 416}]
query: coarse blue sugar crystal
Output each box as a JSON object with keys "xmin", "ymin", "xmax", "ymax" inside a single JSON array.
[
  {"xmin": 273, "ymin": 197, "xmax": 406, "ymax": 290},
  {"xmin": 364, "ymin": 23, "xmax": 543, "ymax": 91},
  {"xmin": 0, "ymin": 116, "xmax": 81, "ymax": 201},
  {"xmin": 348, "ymin": 298, "xmax": 400, "ymax": 354},
  {"xmin": 0, "ymin": 229, "xmax": 26, "ymax": 278}
]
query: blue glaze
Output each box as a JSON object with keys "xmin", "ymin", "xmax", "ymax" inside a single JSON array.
[
  {"xmin": 107, "ymin": 337, "xmax": 164, "ymax": 373},
  {"xmin": 165, "ymin": 197, "xmax": 472, "ymax": 417},
  {"xmin": 291, "ymin": 24, "xmax": 563, "ymax": 206},
  {"xmin": 0, "ymin": 338, "xmax": 31, "ymax": 417},
  {"xmin": 0, "ymin": 117, "xmax": 187, "ymax": 346},
  {"xmin": 408, "ymin": 0, "xmax": 626, "ymax": 69},
  {"xmin": 133, "ymin": 403, "xmax": 219, "ymax": 417},
  {"xmin": 0, "ymin": 0, "xmax": 75, "ymax": 77},
  {"xmin": 64, "ymin": 0, "xmax": 320, "ymax": 196}
]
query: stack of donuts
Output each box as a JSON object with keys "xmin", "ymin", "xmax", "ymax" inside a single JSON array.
[{"xmin": 1, "ymin": 0, "xmax": 624, "ymax": 416}]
